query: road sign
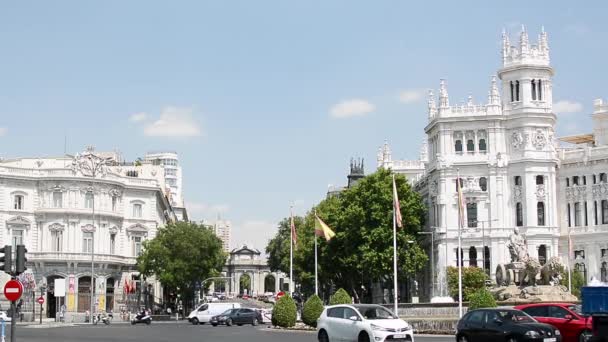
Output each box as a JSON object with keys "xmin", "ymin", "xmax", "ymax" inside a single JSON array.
[
  {"xmin": 4, "ymin": 280, "xmax": 23, "ymax": 302},
  {"xmin": 37, "ymin": 296, "xmax": 44, "ymax": 305}
]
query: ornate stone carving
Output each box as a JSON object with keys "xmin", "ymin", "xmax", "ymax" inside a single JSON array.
[
  {"xmin": 429, "ymin": 181, "xmax": 438, "ymax": 196},
  {"xmin": 48, "ymin": 223, "xmax": 65, "ymax": 232},
  {"xmin": 108, "ymin": 226, "xmax": 119, "ymax": 234},
  {"xmin": 81, "ymin": 224, "xmax": 96, "ymax": 233},
  {"xmin": 536, "ymin": 184, "xmax": 546, "ymax": 200},
  {"xmin": 565, "ymin": 188, "xmax": 575, "ymax": 201},
  {"xmin": 511, "ymin": 131, "xmax": 524, "ymax": 150},
  {"xmin": 109, "ymin": 188, "xmax": 122, "ymax": 198},
  {"xmin": 127, "ymin": 223, "xmax": 148, "ymax": 235},
  {"xmin": 71, "ymin": 146, "xmax": 114, "ymax": 178},
  {"xmin": 532, "ymin": 129, "xmax": 547, "ymax": 150},
  {"xmin": 7, "ymin": 216, "xmax": 31, "ymax": 226},
  {"xmin": 507, "ymin": 227, "xmax": 528, "ymax": 263},
  {"xmin": 513, "ymin": 185, "xmax": 523, "ymax": 201}
]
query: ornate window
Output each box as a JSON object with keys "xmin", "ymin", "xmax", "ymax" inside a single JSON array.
[
  {"xmin": 133, "ymin": 236, "xmax": 143, "ymax": 256},
  {"xmin": 515, "ymin": 81, "xmax": 520, "ymax": 101},
  {"xmin": 469, "ymin": 247, "xmax": 478, "ymax": 267},
  {"xmin": 516, "ymin": 202, "xmax": 523, "ymax": 227},
  {"xmin": 467, "ymin": 202, "xmax": 478, "ymax": 228},
  {"xmin": 575, "ymin": 263, "xmax": 587, "ymax": 283},
  {"xmin": 85, "ymin": 192, "xmax": 94, "ymax": 209},
  {"xmin": 110, "ymin": 234, "xmax": 116, "ymax": 254},
  {"xmin": 567, "ymin": 203, "xmax": 572, "ymax": 227},
  {"xmin": 466, "ymin": 139, "xmax": 475, "ymax": 152},
  {"xmin": 52, "ymin": 230, "xmax": 63, "ymax": 252},
  {"xmin": 603, "ymin": 200, "xmax": 608, "ymax": 225},
  {"xmin": 13, "ymin": 195, "xmax": 24, "ymax": 210},
  {"xmin": 538, "ymin": 245, "xmax": 547, "ymax": 266},
  {"xmin": 52, "ymin": 192, "xmax": 63, "ymax": 208},
  {"xmin": 601, "ymin": 173, "xmax": 607, "ymax": 183},
  {"xmin": 538, "ymin": 80, "xmax": 543, "ymax": 100},
  {"xmin": 455, "ymin": 140, "xmax": 463, "ymax": 153},
  {"xmin": 574, "ymin": 202, "xmax": 582, "ymax": 227},
  {"xmin": 536, "ymin": 175, "xmax": 544, "ymax": 185},
  {"xmin": 83, "ymin": 232, "xmax": 93, "ymax": 253},
  {"xmin": 133, "ymin": 203, "xmax": 143, "ymax": 218},
  {"xmin": 479, "ymin": 177, "xmax": 487, "ymax": 191},
  {"xmin": 537, "ymin": 202, "xmax": 545, "ymax": 226},
  {"xmin": 478, "ymin": 139, "xmax": 487, "ymax": 152},
  {"xmin": 515, "ymin": 176, "xmax": 522, "ymax": 186},
  {"xmin": 111, "ymin": 196, "xmax": 117, "ymax": 212},
  {"xmin": 573, "ymin": 176, "xmax": 579, "ymax": 186},
  {"xmin": 531, "ymin": 79, "xmax": 537, "ymax": 100}
]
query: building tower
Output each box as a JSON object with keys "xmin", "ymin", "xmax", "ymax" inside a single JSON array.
[{"xmin": 347, "ymin": 158, "xmax": 365, "ymax": 188}]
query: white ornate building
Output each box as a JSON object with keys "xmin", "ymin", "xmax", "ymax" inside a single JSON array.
[
  {"xmin": 0, "ymin": 147, "xmax": 179, "ymax": 318},
  {"xmin": 392, "ymin": 27, "xmax": 566, "ymax": 300}
]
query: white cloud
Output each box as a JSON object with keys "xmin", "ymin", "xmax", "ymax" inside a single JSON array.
[
  {"xmin": 329, "ymin": 99, "xmax": 375, "ymax": 119},
  {"xmin": 0, "ymin": 127, "xmax": 6, "ymax": 136},
  {"xmin": 553, "ymin": 100, "xmax": 583, "ymax": 114},
  {"xmin": 129, "ymin": 112, "xmax": 147, "ymax": 123},
  {"xmin": 232, "ymin": 220, "xmax": 277, "ymax": 252},
  {"xmin": 187, "ymin": 201, "xmax": 230, "ymax": 221},
  {"xmin": 142, "ymin": 106, "xmax": 202, "ymax": 137},
  {"xmin": 398, "ymin": 89, "xmax": 426, "ymax": 104}
]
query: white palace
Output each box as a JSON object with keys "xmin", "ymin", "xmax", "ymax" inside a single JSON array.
[
  {"xmin": 0, "ymin": 147, "xmax": 183, "ymax": 318},
  {"xmin": 379, "ymin": 27, "xmax": 608, "ymax": 300}
]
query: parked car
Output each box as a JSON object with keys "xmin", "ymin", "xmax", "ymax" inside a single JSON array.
[
  {"xmin": 187, "ymin": 302, "xmax": 241, "ymax": 325},
  {"xmin": 515, "ymin": 303, "xmax": 593, "ymax": 342},
  {"xmin": 456, "ymin": 308, "xmax": 561, "ymax": 342},
  {"xmin": 316, "ymin": 304, "xmax": 413, "ymax": 342},
  {"xmin": 210, "ymin": 308, "xmax": 262, "ymax": 327}
]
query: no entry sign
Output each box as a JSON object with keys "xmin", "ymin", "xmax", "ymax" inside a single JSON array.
[
  {"xmin": 4, "ymin": 279, "xmax": 23, "ymax": 302},
  {"xmin": 37, "ymin": 296, "xmax": 44, "ymax": 305}
]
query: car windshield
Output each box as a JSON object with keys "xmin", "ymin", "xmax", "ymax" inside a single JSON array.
[
  {"xmin": 495, "ymin": 310, "xmax": 536, "ymax": 323},
  {"xmin": 355, "ymin": 306, "xmax": 396, "ymax": 320},
  {"xmin": 568, "ymin": 305, "xmax": 582, "ymax": 315}
]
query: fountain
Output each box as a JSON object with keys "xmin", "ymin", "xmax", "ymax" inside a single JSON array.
[{"xmin": 431, "ymin": 267, "xmax": 454, "ymax": 303}]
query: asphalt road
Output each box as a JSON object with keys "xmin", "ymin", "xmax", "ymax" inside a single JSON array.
[{"xmin": 7, "ymin": 322, "xmax": 455, "ymax": 342}]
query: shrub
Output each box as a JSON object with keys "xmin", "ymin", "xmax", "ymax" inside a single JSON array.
[
  {"xmin": 468, "ymin": 288, "xmax": 497, "ymax": 310},
  {"xmin": 448, "ymin": 266, "xmax": 488, "ymax": 301},
  {"xmin": 329, "ymin": 288, "xmax": 352, "ymax": 305},
  {"xmin": 272, "ymin": 295, "xmax": 297, "ymax": 328},
  {"xmin": 302, "ymin": 294, "xmax": 324, "ymax": 327}
]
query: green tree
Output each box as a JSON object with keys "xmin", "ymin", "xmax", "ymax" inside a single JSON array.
[
  {"xmin": 240, "ymin": 274, "xmax": 251, "ymax": 294},
  {"xmin": 302, "ymin": 294, "xmax": 324, "ymax": 327},
  {"xmin": 137, "ymin": 221, "xmax": 226, "ymax": 303},
  {"xmin": 447, "ymin": 266, "xmax": 489, "ymax": 301},
  {"xmin": 468, "ymin": 288, "xmax": 497, "ymax": 310},
  {"xmin": 329, "ymin": 288, "xmax": 352, "ymax": 305},
  {"xmin": 272, "ymin": 295, "xmax": 297, "ymax": 328}
]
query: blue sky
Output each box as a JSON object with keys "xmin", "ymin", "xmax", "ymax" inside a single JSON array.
[{"xmin": 1, "ymin": 1, "xmax": 606, "ymax": 251}]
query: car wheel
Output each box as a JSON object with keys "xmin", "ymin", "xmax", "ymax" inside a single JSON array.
[
  {"xmin": 580, "ymin": 330, "xmax": 593, "ymax": 342},
  {"xmin": 457, "ymin": 335, "xmax": 468, "ymax": 342},
  {"xmin": 252, "ymin": 318, "xmax": 258, "ymax": 326},
  {"xmin": 318, "ymin": 330, "xmax": 329, "ymax": 342},
  {"xmin": 212, "ymin": 323, "xmax": 218, "ymax": 327},
  {"xmin": 358, "ymin": 331, "xmax": 370, "ymax": 342},
  {"xmin": 191, "ymin": 318, "xmax": 199, "ymax": 325},
  {"xmin": 226, "ymin": 318, "xmax": 233, "ymax": 326}
]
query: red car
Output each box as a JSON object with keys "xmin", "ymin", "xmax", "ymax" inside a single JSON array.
[{"xmin": 515, "ymin": 303, "xmax": 593, "ymax": 342}]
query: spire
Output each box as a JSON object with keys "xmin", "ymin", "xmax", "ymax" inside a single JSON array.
[
  {"xmin": 539, "ymin": 25, "xmax": 549, "ymax": 57},
  {"xmin": 488, "ymin": 75, "xmax": 500, "ymax": 106},
  {"xmin": 376, "ymin": 146, "xmax": 383, "ymax": 167},
  {"xmin": 466, "ymin": 94, "xmax": 474, "ymax": 108},
  {"xmin": 428, "ymin": 89, "xmax": 437, "ymax": 119},
  {"xmin": 501, "ymin": 28, "xmax": 510, "ymax": 64},
  {"xmin": 419, "ymin": 139, "xmax": 428, "ymax": 163},
  {"xmin": 439, "ymin": 79, "xmax": 449, "ymax": 108},
  {"xmin": 520, "ymin": 25, "xmax": 529, "ymax": 56}
]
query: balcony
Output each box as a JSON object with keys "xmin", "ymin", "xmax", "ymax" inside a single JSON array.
[
  {"xmin": 34, "ymin": 207, "xmax": 124, "ymax": 220},
  {"xmin": 29, "ymin": 252, "xmax": 136, "ymax": 265}
]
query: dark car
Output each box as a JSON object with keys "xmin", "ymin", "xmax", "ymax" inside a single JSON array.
[
  {"xmin": 210, "ymin": 308, "xmax": 262, "ymax": 327},
  {"xmin": 515, "ymin": 303, "xmax": 593, "ymax": 342},
  {"xmin": 456, "ymin": 308, "xmax": 562, "ymax": 342}
]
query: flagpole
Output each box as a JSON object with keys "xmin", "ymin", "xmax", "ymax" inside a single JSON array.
[
  {"xmin": 568, "ymin": 227, "xmax": 572, "ymax": 293},
  {"xmin": 393, "ymin": 174, "xmax": 398, "ymax": 316},
  {"xmin": 457, "ymin": 170, "xmax": 463, "ymax": 318},
  {"xmin": 290, "ymin": 206, "xmax": 294, "ymax": 295},
  {"xmin": 315, "ymin": 234, "xmax": 318, "ymax": 296}
]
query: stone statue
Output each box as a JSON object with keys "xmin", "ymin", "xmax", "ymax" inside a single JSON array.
[{"xmin": 507, "ymin": 227, "xmax": 529, "ymax": 262}]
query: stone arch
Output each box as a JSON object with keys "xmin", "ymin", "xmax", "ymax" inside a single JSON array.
[
  {"xmin": 239, "ymin": 273, "xmax": 251, "ymax": 295},
  {"xmin": 264, "ymin": 274, "xmax": 276, "ymax": 293},
  {"xmin": 45, "ymin": 274, "xmax": 66, "ymax": 319}
]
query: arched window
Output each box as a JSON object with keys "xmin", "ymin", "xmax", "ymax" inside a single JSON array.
[
  {"xmin": 510, "ymin": 81, "xmax": 514, "ymax": 102},
  {"xmin": 573, "ymin": 176, "xmax": 579, "ymax": 186},
  {"xmin": 602, "ymin": 200, "xmax": 608, "ymax": 224},
  {"xmin": 536, "ymin": 175, "xmax": 544, "ymax": 185},
  {"xmin": 538, "ymin": 245, "xmax": 547, "ymax": 266},
  {"xmin": 484, "ymin": 246, "xmax": 491, "ymax": 275},
  {"xmin": 479, "ymin": 139, "xmax": 487, "ymax": 152},
  {"xmin": 455, "ymin": 140, "xmax": 463, "ymax": 153},
  {"xmin": 538, "ymin": 80, "xmax": 543, "ymax": 100},
  {"xmin": 575, "ymin": 263, "xmax": 587, "ymax": 283},
  {"xmin": 515, "ymin": 81, "xmax": 520, "ymax": 101},
  {"xmin": 515, "ymin": 176, "xmax": 522, "ymax": 186},
  {"xmin": 469, "ymin": 247, "xmax": 478, "ymax": 267},
  {"xmin": 531, "ymin": 79, "xmax": 537, "ymax": 100},
  {"xmin": 537, "ymin": 202, "xmax": 545, "ymax": 226},
  {"xmin": 466, "ymin": 139, "xmax": 475, "ymax": 152},
  {"xmin": 516, "ymin": 202, "xmax": 523, "ymax": 227},
  {"xmin": 479, "ymin": 177, "xmax": 487, "ymax": 191}
]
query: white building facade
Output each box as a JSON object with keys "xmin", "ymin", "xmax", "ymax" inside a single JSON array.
[
  {"xmin": 0, "ymin": 147, "xmax": 177, "ymax": 318},
  {"xmin": 212, "ymin": 219, "xmax": 231, "ymax": 253}
]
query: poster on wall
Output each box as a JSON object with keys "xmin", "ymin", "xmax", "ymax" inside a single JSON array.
[{"xmin": 67, "ymin": 275, "xmax": 76, "ymax": 312}]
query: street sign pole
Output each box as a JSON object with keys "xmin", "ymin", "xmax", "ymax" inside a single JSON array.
[
  {"xmin": 10, "ymin": 301, "xmax": 15, "ymax": 342},
  {"xmin": 36, "ymin": 297, "xmax": 44, "ymax": 325}
]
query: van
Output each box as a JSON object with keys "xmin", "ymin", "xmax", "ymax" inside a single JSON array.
[{"xmin": 188, "ymin": 302, "xmax": 242, "ymax": 325}]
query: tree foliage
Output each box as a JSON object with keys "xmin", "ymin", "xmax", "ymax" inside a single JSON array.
[
  {"xmin": 329, "ymin": 288, "xmax": 352, "ymax": 305},
  {"xmin": 137, "ymin": 221, "xmax": 226, "ymax": 301},
  {"xmin": 266, "ymin": 169, "xmax": 428, "ymax": 301},
  {"xmin": 447, "ymin": 266, "xmax": 489, "ymax": 301},
  {"xmin": 302, "ymin": 294, "xmax": 324, "ymax": 327},
  {"xmin": 468, "ymin": 288, "xmax": 497, "ymax": 310},
  {"xmin": 272, "ymin": 295, "xmax": 297, "ymax": 328}
]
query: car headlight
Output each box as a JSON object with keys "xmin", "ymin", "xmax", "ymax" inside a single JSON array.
[
  {"xmin": 525, "ymin": 331, "xmax": 541, "ymax": 338},
  {"xmin": 554, "ymin": 329, "xmax": 561, "ymax": 336},
  {"xmin": 370, "ymin": 324, "xmax": 392, "ymax": 332}
]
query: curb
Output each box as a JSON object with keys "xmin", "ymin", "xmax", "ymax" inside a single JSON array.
[{"xmin": 260, "ymin": 327, "xmax": 454, "ymax": 337}]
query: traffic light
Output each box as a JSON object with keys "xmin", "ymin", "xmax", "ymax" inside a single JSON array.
[
  {"xmin": 16, "ymin": 245, "xmax": 27, "ymax": 275},
  {"xmin": 0, "ymin": 245, "xmax": 12, "ymax": 274}
]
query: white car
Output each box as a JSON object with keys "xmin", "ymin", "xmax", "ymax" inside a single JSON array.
[{"xmin": 317, "ymin": 304, "xmax": 413, "ymax": 342}]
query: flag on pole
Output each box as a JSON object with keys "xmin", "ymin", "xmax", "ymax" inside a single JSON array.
[
  {"xmin": 290, "ymin": 209, "xmax": 297, "ymax": 248},
  {"xmin": 124, "ymin": 278, "xmax": 129, "ymax": 294},
  {"xmin": 456, "ymin": 177, "xmax": 466, "ymax": 228},
  {"xmin": 393, "ymin": 175, "xmax": 403, "ymax": 228},
  {"xmin": 315, "ymin": 215, "xmax": 336, "ymax": 241}
]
